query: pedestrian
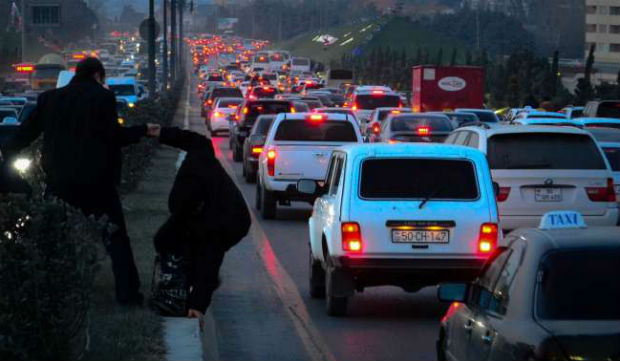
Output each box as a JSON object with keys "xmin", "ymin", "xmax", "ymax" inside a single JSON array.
[
  {"xmin": 0, "ymin": 57, "xmax": 160, "ymax": 306},
  {"xmin": 149, "ymin": 127, "xmax": 250, "ymax": 320}
]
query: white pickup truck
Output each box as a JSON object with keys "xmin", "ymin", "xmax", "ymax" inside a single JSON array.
[{"xmin": 256, "ymin": 112, "xmax": 363, "ymax": 219}]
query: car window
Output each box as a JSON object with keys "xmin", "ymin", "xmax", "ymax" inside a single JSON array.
[
  {"xmin": 487, "ymin": 133, "xmax": 607, "ymax": 170},
  {"xmin": 453, "ymin": 131, "xmax": 470, "ymax": 145},
  {"xmin": 536, "ymin": 248, "xmax": 619, "ymax": 320},
  {"xmin": 329, "ymin": 157, "xmax": 344, "ymax": 196},
  {"xmin": 274, "ymin": 120, "xmax": 357, "ymax": 142},
  {"xmin": 212, "ymin": 88, "xmax": 242, "ymax": 98},
  {"xmin": 355, "ymin": 94, "xmax": 400, "ymax": 109},
  {"xmin": 492, "ymin": 241, "xmax": 526, "ymax": 314},
  {"xmin": 597, "ymin": 101, "xmax": 620, "ymax": 118},
  {"xmin": 253, "ymin": 116, "xmax": 275, "ymax": 135},
  {"xmin": 390, "ymin": 116, "xmax": 453, "ymax": 132},
  {"xmin": 602, "ymin": 147, "xmax": 620, "ymax": 171},
  {"xmin": 467, "ymin": 132, "xmax": 479, "ymax": 148},
  {"xmin": 359, "ymin": 159, "xmax": 479, "ymax": 199},
  {"xmin": 444, "ymin": 132, "xmax": 458, "ymax": 144},
  {"xmin": 471, "ymin": 250, "xmax": 511, "ymax": 311},
  {"xmin": 324, "ymin": 156, "xmax": 338, "ymax": 186}
]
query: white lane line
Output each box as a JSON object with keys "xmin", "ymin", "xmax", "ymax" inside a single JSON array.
[
  {"xmin": 216, "ymin": 146, "xmax": 337, "ymax": 361},
  {"xmin": 183, "ymin": 72, "xmax": 191, "ymax": 130}
]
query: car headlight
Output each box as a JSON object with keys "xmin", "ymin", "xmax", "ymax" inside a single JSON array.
[
  {"xmin": 13, "ymin": 158, "xmax": 32, "ymax": 173},
  {"xmin": 128, "ymin": 102, "xmax": 135, "ymax": 108}
]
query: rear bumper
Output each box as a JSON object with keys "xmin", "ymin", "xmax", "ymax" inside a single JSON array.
[
  {"xmin": 264, "ymin": 179, "xmax": 318, "ymax": 203},
  {"xmin": 331, "ymin": 256, "xmax": 486, "ymax": 289},
  {"xmin": 210, "ymin": 117, "xmax": 230, "ymax": 131},
  {"xmin": 500, "ymin": 208, "xmax": 619, "ymax": 230}
]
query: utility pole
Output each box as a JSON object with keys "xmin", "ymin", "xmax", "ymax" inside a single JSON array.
[
  {"xmin": 148, "ymin": 0, "xmax": 156, "ymax": 97},
  {"xmin": 21, "ymin": 0, "xmax": 26, "ymax": 62},
  {"xmin": 163, "ymin": 0, "xmax": 168, "ymax": 90},
  {"xmin": 170, "ymin": 0, "xmax": 177, "ymax": 82}
]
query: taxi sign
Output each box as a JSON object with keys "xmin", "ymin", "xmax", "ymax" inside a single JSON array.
[{"xmin": 539, "ymin": 211, "xmax": 586, "ymax": 230}]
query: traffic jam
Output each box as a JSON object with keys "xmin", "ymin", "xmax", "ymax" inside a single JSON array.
[{"xmin": 187, "ymin": 35, "xmax": 620, "ymax": 361}]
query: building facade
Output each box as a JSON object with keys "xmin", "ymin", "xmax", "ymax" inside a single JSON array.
[{"xmin": 585, "ymin": 0, "xmax": 620, "ymax": 84}]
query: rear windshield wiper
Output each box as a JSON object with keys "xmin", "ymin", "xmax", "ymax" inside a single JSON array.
[{"xmin": 419, "ymin": 186, "xmax": 446, "ymax": 209}]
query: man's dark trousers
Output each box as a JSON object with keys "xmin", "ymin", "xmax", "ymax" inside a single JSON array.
[{"xmin": 47, "ymin": 183, "xmax": 141, "ymax": 305}]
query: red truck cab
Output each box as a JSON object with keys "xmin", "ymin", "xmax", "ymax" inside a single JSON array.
[{"xmin": 411, "ymin": 65, "xmax": 484, "ymax": 112}]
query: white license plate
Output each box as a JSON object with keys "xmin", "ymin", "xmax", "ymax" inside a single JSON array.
[
  {"xmin": 535, "ymin": 188, "xmax": 562, "ymax": 202},
  {"xmin": 391, "ymin": 229, "xmax": 449, "ymax": 243}
]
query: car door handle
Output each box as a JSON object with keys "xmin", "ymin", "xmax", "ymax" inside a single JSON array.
[{"xmin": 482, "ymin": 333, "xmax": 493, "ymax": 344}]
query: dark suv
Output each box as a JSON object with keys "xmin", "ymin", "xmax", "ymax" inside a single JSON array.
[
  {"xmin": 242, "ymin": 114, "xmax": 276, "ymax": 182},
  {"xmin": 229, "ymin": 99, "xmax": 294, "ymax": 162}
]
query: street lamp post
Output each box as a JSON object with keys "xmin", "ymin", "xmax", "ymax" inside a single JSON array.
[
  {"xmin": 170, "ymin": 0, "xmax": 177, "ymax": 81},
  {"xmin": 163, "ymin": 0, "xmax": 168, "ymax": 90},
  {"xmin": 147, "ymin": 0, "xmax": 156, "ymax": 97}
]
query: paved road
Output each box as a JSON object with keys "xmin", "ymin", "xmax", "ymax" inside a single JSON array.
[{"xmin": 181, "ymin": 74, "xmax": 448, "ymax": 361}]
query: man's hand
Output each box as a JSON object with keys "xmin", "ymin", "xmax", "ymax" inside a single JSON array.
[
  {"xmin": 146, "ymin": 123, "xmax": 161, "ymax": 138},
  {"xmin": 187, "ymin": 309, "xmax": 205, "ymax": 330}
]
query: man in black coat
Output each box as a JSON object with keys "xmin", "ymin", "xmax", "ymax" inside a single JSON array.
[
  {"xmin": 153, "ymin": 127, "xmax": 250, "ymax": 318},
  {"xmin": 0, "ymin": 58, "xmax": 160, "ymax": 305}
]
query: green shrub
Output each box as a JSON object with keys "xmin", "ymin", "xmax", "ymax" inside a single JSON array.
[{"xmin": 0, "ymin": 194, "xmax": 105, "ymax": 360}]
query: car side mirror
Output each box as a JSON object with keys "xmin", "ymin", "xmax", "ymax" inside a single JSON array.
[
  {"xmin": 492, "ymin": 181, "xmax": 499, "ymax": 197},
  {"xmin": 2, "ymin": 116, "xmax": 19, "ymax": 124},
  {"xmin": 297, "ymin": 179, "xmax": 317, "ymax": 195},
  {"xmin": 437, "ymin": 283, "xmax": 468, "ymax": 303}
]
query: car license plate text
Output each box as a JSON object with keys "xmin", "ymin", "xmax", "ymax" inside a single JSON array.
[
  {"xmin": 391, "ymin": 229, "xmax": 449, "ymax": 243},
  {"xmin": 535, "ymin": 188, "xmax": 562, "ymax": 202}
]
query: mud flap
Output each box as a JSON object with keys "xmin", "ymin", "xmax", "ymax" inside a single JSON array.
[{"xmin": 326, "ymin": 267, "xmax": 355, "ymax": 297}]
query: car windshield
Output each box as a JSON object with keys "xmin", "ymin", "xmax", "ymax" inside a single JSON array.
[
  {"xmin": 570, "ymin": 109, "xmax": 583, "ymax": 118},
  {"xmin": 450, "ymin": 113, "xmax": 479, "ymax": 125},
  {"xmin": 487, "ymin": 133, "xmax": 607, "ymax": 170},
  {"xmin": 274, "ymin": 120, "xmax": 357, "ymax": 142},
  {"xmin": 603, "ymin": 147, "xmax": 620, "ymax": 171},
  {"xmin": 536, "ymin": 248, "xmax": 620, "ymax": 320},
  {"xmin": 109, "ymin": 84, "xmax": 135, "ymax": 96},
  {"xmin": 378, "ymin": 110, "xmax": 408, "ymax": 122},
  {"xmin": 32, "ymin": 67, "xmax": 63, "ymax": 79},
  {"xmin": 207, "ymin": 75, "xmax": 223, "ymax": 81},
  {"xmin": 585, "ymin": 122, "xmax": 620, "ymax": 130},
  {"xmin": 245, "ymin": 102, "xmax": 291, "ymax": 125},
  {"xmin": 391, "ymin": 116, "xmax": 453, "ymax": 132},
  {"xmin": 469, "ymin": 111, "xmax": 498, "ymax": 123},
  {"xmin": 18, "ymin": 104, "xmax": 36, "ymax": 122},
  {"xmin": 253, "ymin": 87, "xmax": 277, "ymax": 98},
  {"xmin": 355, "ymin": 94, "xmax": 400, "ymax": 109},
  {"xmin": 597, "ymin": 102, "xmax": 620, "ymax": 119},
  {"xmin": 292, "ymin": 58, "xmax": 309, "ymax": 65},
  {"xmin": 360, "ymin": 159, "xmax": 478, "ymax": 199},
  {"xmin": 0, "ymin": 109, "xmax": 18, "ymax": 119},
  {"xmin": 213, "ymin": 88, "xmax": 242, "ymax": 98},
  {"xmin": 0, "ymin": 125, "xmax": 19, "ymax": 146},
  {"xmin": 217, "ymin": 99, "xmax": 242, "ymax": 108}
]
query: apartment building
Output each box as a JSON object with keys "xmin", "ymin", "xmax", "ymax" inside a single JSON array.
[{"xmin": 585, "ymin": 0, "xmax": 620, "ymax": 84}]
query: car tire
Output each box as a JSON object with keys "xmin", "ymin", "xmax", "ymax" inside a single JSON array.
[
  {"xmin": 260, "ymin": 185, "xmax": 276, "ymax": 220},
  {"xmin": 255, "ymin": 181, "xmax": 262, "ymax": 210},
  {"xmin": 232, "ymin": 145, "xmax": 243, "ymax": 162},
  {"xmin": 309, "ymin": 250, "xmax": 326, "ymax": 299},
  {"xmin": 325, "ymin": 261, "xmax": 348, "ymax": 316},
  {"xmin": 247, "ymin": 171, "xmax": 257, "ymax": 183}
]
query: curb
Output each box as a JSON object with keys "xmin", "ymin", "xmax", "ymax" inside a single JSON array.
[{"xmin": 163, "ymin": 309, "xmax": 218, "ymax": 361}]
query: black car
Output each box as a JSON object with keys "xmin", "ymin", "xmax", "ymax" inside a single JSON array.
[
  {"xmin": 242, "ymin": 114, "xmax": 275, "ymax": 182},
  {"xmin": 229, "ymin": 100, "xmax": 294, "ymax": 162}
]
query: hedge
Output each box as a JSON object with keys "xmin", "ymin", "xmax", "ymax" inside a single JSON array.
[{"xmin": 0, "ymin": 77, "xmax": 184, "ymax": 360}]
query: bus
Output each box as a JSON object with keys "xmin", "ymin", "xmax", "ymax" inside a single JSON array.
[{"xmin": 326, "ymin": 69, "xmax": 353, "ymax": 89}]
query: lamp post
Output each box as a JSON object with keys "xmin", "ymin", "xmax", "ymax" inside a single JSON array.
[
  {"xmin": 147, "ymin": 0, "xmax": 156, "ymax": 96},
  {"xmin": 163, "ymin": 0, "xmax": 168, "ymax": 90}
]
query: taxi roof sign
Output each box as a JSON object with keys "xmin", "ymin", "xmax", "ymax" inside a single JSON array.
[{"xmin": 539, "ymin": 211, "xmax": 587, "ymax": 230}]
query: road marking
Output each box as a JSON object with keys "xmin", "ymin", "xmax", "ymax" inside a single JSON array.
[
  {"xmin": 184, "ymin": 71, "xmax": 191, "ymax": 130},
  {"xmin": 216, "ymin": 145, "xmax": 337, "ymax": 361}
]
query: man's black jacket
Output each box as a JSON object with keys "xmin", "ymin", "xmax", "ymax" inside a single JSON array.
[
  {"xmin": 0, "ymin": 76, "xmax": 146, "ymax": 187},
  {"xmin": 157, "ymin": 127, "xmax": 251, "ymax": 248}
]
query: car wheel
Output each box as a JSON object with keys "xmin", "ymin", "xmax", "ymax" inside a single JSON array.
[
  {"xmin": 255, "ymin": 181, "xmax": 262, "ymax": 210},
  {"xmin": 325, "ymin": 259, "xmax": 348, "ymax": 316},
  {"xmin": 309, "ymin": 249, "xmax": 326, "ymax": 299},
  {"xmin": 260, "ymin": 185, "xmax": 276, "ymax": 220},
  {"xmin": 233, "ymin": 145, "xmax": 243, "ymax": 162},
  {"xmin": 436, "ymin": 329, "xmax": 447, "ymax": 361}
]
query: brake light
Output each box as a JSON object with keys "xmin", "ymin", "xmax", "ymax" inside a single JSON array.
[
  {"xmin": 251, "ymin": 146, "xmax": 263, "ymax": 157},
  {"xmin": 478, "ymin": 223, "xmax": 498, "ymax": 254},
  {"xmin": 207, "ymin": 99, "xmax": 213, "ymax": 105},
  {"xmin": 228, "ymin": 105, "xmax": 238, "ymax": 109},
  {"xmin": 372, "ymin": 123, "xmax": 381, "ymax": 134},
  {"xmin": 214, "ymin": 111, "xmax": 223, "ymax": 117},
  {"xmin": 416, "ymin": 126, "xmax": 431, "ymax": 136},
  {"xmin": 242, "ymin": 107, "xmax": 249, "ymax": 114},
  {"xmin": 341, "ymin": 222, "xmax": 362, "ymax": 252},
  {"xmin": 290, "ymin": 107, "xmax": 296, "ymax": 113},
  {"xmin": 391, "ymin": 110, "xmax": 401, "ymax": 114},
  {"xmin": 351, "ymin": 103, "xmax": 358, "ymax": 111},
  {"xmin": 15, "ymin": 64, "xmax": 34, "ymax": 73},
  {"xmin": 586, "ymin": 178, "xmax": 617, "ymax": 202},
  {"xmin": 267, "ymin": 149, "xmax": 276, "ymax": 176},
  {"xmin": 371, "ymin": 90, "xmax": 384, "ymax": 96},
  {"xmin": 497, "ymin": 187, "xmax": 511, "ymax": 202},
  {"xmin": 308, "ymin": 114, "xmax": 326, "ymax": 122}
]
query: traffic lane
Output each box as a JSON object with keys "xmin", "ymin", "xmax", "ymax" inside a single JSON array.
[{"xmin": 210, "ymin": 136, "xmax": 449, "ymax": 361}]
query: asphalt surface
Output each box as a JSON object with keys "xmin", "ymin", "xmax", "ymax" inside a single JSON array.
[{"xmin": 182, "ymin": 74, "xmax": 448, "ymax": 361}]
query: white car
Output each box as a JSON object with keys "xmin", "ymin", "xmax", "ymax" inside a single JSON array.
[
  {"xmin": 511, "ymin": 117, "xmax": 582, "ymax": 127},
  {"xmin": 445, "ymin": 125, "xmax": 618, "ymax": 230},
  {"xmin": 290, "ymin": 57, "xmax": 311, "ymax": 73},
  {"xmin": 256, "ymin": 112, "xmax": 362, "ymax": 219},
  {"xmin": 587, "ymin": 127, "xmax": 620, "ymax": 217},
  {"xmin": 513, "ymin": 110, "xmax": 567, "ymax": 121},
  {"xmin": 578, "ymin": 117, "xmax": 620, "ymax": 129},
  {"xmin": 208, "ymin": 97, "xmax": 243, "ymax": 135},
  {"xmin": 301, "ymin": 143, "xmax": 501, "ymax": 316},
  {"xmin": 364, "ymin": 107, "xmax": 412, "ymax": 137},
  {"xmin": 454, "ymin": 108, "xmax": 501, "ymax": 124},
  {"xmin": 350, "ymin": 87, "xmax": 401, "ymax": 124},
  {"xmin": 375, "ymin": 113, "xmax": 454, "ymax": 143}
]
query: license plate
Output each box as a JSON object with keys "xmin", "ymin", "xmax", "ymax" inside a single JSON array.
[
  {"xmin": 391, "ymin": 229, "xmax": 449, "ymax": 243},
  {"xmin": 535, "ymin": 188, "xmax": 562, "ymax": 202}
]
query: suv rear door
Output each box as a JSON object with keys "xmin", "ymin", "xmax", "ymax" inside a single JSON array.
[
  {"xmin": 348, "ymin": 156, "xmax": 492, "ymax": 256},
  {"xmin": 487, "ymin": 132, "xmax": 612, "ymax": 216}
]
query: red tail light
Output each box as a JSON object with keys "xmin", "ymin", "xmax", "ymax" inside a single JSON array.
[
  {"xmin": 478, "ymin": 223, "xmax": 498, "ymax": 254},
  {"xmin": 586, "ymin": 178, "xmax": 617, "ymax": 202},
  {"xmin": 416, "ymin": 126, "xmax": 431, "ymax": 136},
  {"xmin": 351, "ymin": 102, "xmax": 358, "ymax": 111},
  {"xmin": 214, "ymin": 111, "xmax": 223, "ymax": 117},
  {"xmin": 242, "ymin": 107, "xmax": 249, "ymax": 114},
  {"xmin": 251, "ymin": 146, "xmax": 263, "ymax": 158},
  {"xmin": 207, "ymin": 99, "xmax": 213, "ymax": 105},
  {"xmin": 341, "ymin": 222, "xmax": 362, "ymax": 252},
  {"xmin": 497, "ymin": 187, "xmax": 511, "ymax": 202},
  {"xmin": 267, "ymin": 149, "xmax": 276, "ymax": 176},
  {"xmin": 372, "ymin": 123, "xmax": 381, "ymax": 134},
  {"xmin": 308, "ymin": 114, "xmax": 326, "ymax": 122},
  {"xmin": 290, "ymin": 106, "xmax": 296, "ymax": 113}
]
